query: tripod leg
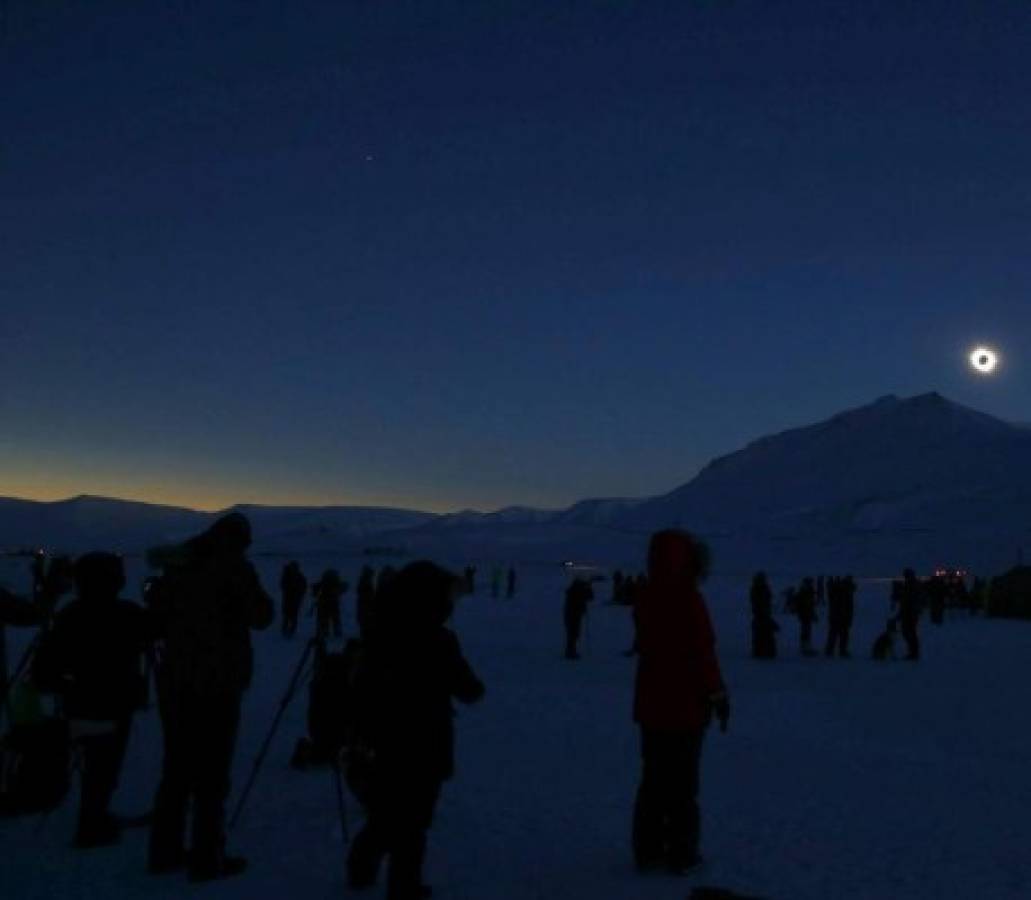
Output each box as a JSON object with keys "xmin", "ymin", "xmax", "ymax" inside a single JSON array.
[
  {"xmin": 332, "ymin": 759, "xmax": 349, "ymax": 845},
  {"xmin": 228, "ymin": 639, "xmax": 315, "ymax": 830}
]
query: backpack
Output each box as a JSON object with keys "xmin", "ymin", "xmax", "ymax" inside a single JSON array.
[{"xmin": 0, "ymin": 716, "xmax": 71, "ymax": 817}]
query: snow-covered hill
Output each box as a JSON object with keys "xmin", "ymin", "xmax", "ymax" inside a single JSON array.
[
  {"xmin": 3, "ymin": 393, "xmax": 1028, "ymax": 574},
  {"xmin": 616, "ymin": 393, "xmax": 1031, "ymax": 574},
  {"xmin": 0, "ymin": 496, "xmax": 436, "ymax": 556}
]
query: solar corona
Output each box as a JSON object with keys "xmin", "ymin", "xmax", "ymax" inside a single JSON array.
[{"xmin": 969, "ymin": 347, "xmax": 999, "ymax": 375}]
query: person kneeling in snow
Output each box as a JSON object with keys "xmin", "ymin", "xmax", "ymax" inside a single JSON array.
[
  {"xmin": 347, "ymin": 561, "xmax": 484, "ymax": 900},
  {"xmin": 632, "ymin": 530, "xmax": 729, "ymax": 874}
]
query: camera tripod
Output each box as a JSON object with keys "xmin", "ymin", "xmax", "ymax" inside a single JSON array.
[{"xmin": 229, "ymin": 636, "xmax": 350, "ymax": 844}]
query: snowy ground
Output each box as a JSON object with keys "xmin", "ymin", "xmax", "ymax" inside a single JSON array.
[{"xmin": 3, "ymin": 557, "xmax": 1031, "ymax": 900}]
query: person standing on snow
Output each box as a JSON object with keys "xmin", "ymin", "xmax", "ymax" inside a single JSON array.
[
  {"xmin": 795, "ymin": 577, "xmax": 817, "ymax": 656},
  {"xmin": 632, "ymin": 529, "xmax": 729, "ymax": 874},
  {"xmin": 897, "ymin": 568, "xmax": 923, "ymax": 660},
  {"xmin": 563, "ymin": 577, "xmax": 593, "ymax": 659},
  {"xmin": 32, "ymin": 553, "xmax": 153, "ymax": 848},
  {"xmin": 311, "ymin": 569, "xmax": 348, "ymax": 640},
  {"xmin": 279, "ymin": 561, "xmax": 307, "ymax": 638},
  {"xmin": 146, "ymin": 513, "xmax": 273, "ymax": 882},
  {"xmin": 346, "ymin": 561, "xmax": 484, "ymax": 899},
  {"xmin": 749, "ymin": 571, "xmax": 778, "ymax": 659}
]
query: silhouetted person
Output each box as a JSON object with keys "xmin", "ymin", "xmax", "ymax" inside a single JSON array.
[
  {"xmin": 490, "ymin": 565, "xmax": 502, "ymax": 599},
  {"xmin": 506, "ymin": 566, "xmax": 517, "ymax": 599},
  {"xmin": 563, "ymin": 578, "xmax": 593, "ymax": 659},
  {"xmin": 928, "ymin": 576, "xmax": 947, "ymax": 625},
  {"xmin": 816, "ymin": 575, "xmax": 825, "ymax": 607},
  {"xmin": 357, "ymin": 566, "xmax": 377, "ymax": 639},
  {"xmin": 32, "ymin": 553, "xmax": 153, "ymax": 848},
  {"xmin": 1, "ymin": 557, "xmax": 74, "ymax": 725},
  {"xmin": 796, "ymin": 578, "xmax": 817, "ymax": 656},
  {"xmin": 279, "ymin": 561, "xmax": 307, "ymax": 638},
  {"xmin": 146, "ymin": 513, "xmax": 273, "ymax": 882},
  {"xmin": 632, "ymin": 530, "xmax": 729, "ymax": 874},
  {"xmin": 749, "ymin": 572, "xmax": 778, "ymax": 659},
  {"xmin": 378, "ymin": 565, "xmax": 398, "ymax": 599},
  {"xmin": 463, "ymin": 566, "xmax": 476, "ymax": 595},
  {"xmin": 347, "ymin": 561, "xmax": 484, "ymax": 899},
  {"xmin": 612, "ymin": 570, "xmax": 625, "ymax": 604},
  {"xmin": 824, "ymin": 576, "xmax": 856, "ymax": 658},
  {"xmin": 898, "ymin": 568, "xmax": 923, "ymax": 660},
  {"xmin": 312, "ymin": 569, "xmax": 348, "ymax": 640}
]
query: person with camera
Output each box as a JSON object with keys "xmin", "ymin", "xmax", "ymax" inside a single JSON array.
[
  {"xmin": 31, "ymin": 552, "xmax": 153, "ymax": 848},
  {"xmin": 146, "ymin": 512, "xmax": 273, "ymax": 882},
  {"xmin": 311, "ymin": 568, "xmax": 348, "ymax": 640},
  {"xmin": 347, "ymin": 561, "xmax": 484, "ymax": 900},
  {"xmin": 631, "ymin": 530, "xmax": 729, "ymax": 875}
]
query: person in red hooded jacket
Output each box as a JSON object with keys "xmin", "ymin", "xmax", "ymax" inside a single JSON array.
[{"xmin": 631, "ymin": 529, "xmax": 730, "ymax": 874}]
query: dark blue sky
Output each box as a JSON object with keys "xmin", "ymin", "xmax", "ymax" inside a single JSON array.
[{"xmin": 3, "ymin": 1, "xmax": 1030, "ymax": 512}]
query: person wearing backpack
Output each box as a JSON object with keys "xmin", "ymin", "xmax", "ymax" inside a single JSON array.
[
  {"xmin": 632, "ymin": 530, "xmax": 729, "ymax": 875},
  {"xmin": 31, "ymin": 552, "xmax": 153, "ymax": 848},
  {"xmin": 346, "ymin": 561, "xmax": 484, "ymax": 900},
  {"xmin": 146, "ymin": 513, "xmax": 273, "ymax": 882}
]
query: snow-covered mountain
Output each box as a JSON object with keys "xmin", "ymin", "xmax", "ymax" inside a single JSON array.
[
  {"xmin": 615, "ymin": 393, "xmax": 1031, "ymax": 574},
  {"xmin": 0, "ymin": 496, "xmax": 436, "ymax": 555},
  {"xmin": 2, "ymin": 393, "xmax": 1027, "ymax": 574}
]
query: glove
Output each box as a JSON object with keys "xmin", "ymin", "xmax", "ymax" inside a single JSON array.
[{"xmin": 711, "ymin": 691, "xmax": 730, "ymax": 733}]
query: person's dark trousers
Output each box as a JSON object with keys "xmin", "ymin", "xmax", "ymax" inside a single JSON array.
[
  {"xmin": 633, "ymin": 727, "xmax": 704, "ymax": 869},
  {"xmin": 348, "ymin": 768, "xmax": 441, "ymax": 899},
  {"xmin": 564, "ymin": 620, "xmax": 581, "ymax": 658},
  {"xmin": 800, "ymin": 620, "xmax": 812, "ymax": 642},
  {"xmin": 149, "ymin": 681, "xmax": 242, "ymax": 872},
  {"xmin": 330, "ymin": 602, "xmax": 342, "ymax": 639},
  {"xmin": 839, "ymin": 626, "xmax": 851, "ymax": 657},
  {"xmin": 825, "ymin": 623, "xmax": 842, "ymax": 656},
  {"xmin": 76, "ymin": 717, "xmax": 132, "ymax": 845},
  {"xmin": 282, "ymin": 596, "xmax": 301, "ymax": 637},
  {"xmin": 901, "ymin": 617, "xmax": 920, "ymax": 659}
]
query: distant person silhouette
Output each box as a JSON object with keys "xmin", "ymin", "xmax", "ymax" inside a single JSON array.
[
  {"xmin": 146, "ymin": 512, "xmax": 273, "ymax": 881},
  {"xmin": 563, "ymin": 577, "xmax": 594, "ymax": 659},
  {"xmin": 312, "ymin": 569, "xmax": 348, "ymax": 640},
  {"xmin": 928, "ymin": 576, "xmax": 947, "ymax": 625},
  {"xmin": 632, "ymin": 530, "xmax": 728, "ymax": 874},
  {"xmin": 506, "ymin": 566, "xmax": 517, "ymax": 599},
  {"xmin": 749, "ymin": 572, "xmax": 778, "ymax": 659},
  {"xmin": 612, "ymin": 570, "xmax": 625, "ymax": 604},
  {"xmin": 795, "ymin": 578, "xmax": 817, "ymax": 656},
  {"xmin": 463, "ymin": 566, "xmax": 476, "ymax": 595},
  {"xmin": 824, "ymin": 576, "xmax": 856, "ymax": 658},
  {"xmin": 356, "ymin": 566, "xmax": 377, "ymax": 639},
  {"xmin": 898, "ymin": 569, "xmax": 923, "ymax": 660},
  {"xmin": 32, "ymin": 553, "xmax": 153, "ymax": 848},
  {"xmin": 346, "ymin": 561, "xmax": 484, "ymax": 899},
  {"xmin": 490, "ymin": 565, "xmax": 502, "ymax": 599},
  {"xmin": 279, "ymin": 561, "xmax": 307, "ymax": 638}
]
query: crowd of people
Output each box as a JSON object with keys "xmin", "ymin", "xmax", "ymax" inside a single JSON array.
[{"xmin": 6, "ymin": 517, "xmax": 984, "ymax": 898}]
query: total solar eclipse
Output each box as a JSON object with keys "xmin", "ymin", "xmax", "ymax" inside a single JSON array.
[{"xmin": 969, "ymin": 347, "xmax": 999, "ymax": 375}]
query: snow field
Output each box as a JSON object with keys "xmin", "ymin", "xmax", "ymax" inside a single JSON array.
[{"xmin": 2, "ymin": 558, "xmax": 1031, "ymax": 899}]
